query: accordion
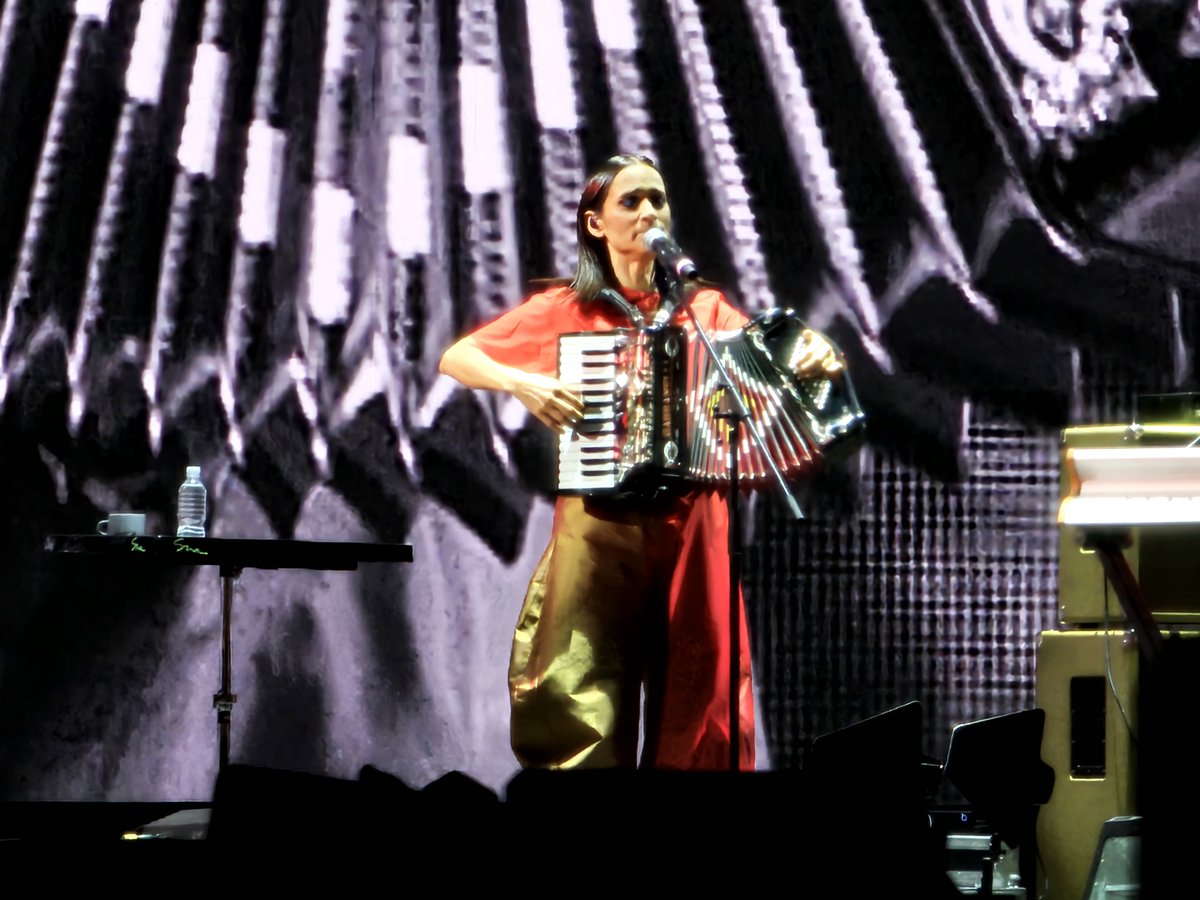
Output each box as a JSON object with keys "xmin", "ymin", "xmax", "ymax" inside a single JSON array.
[{"xmin": 556, "ymin": 308, "xmax": 865, "ymax": 496}]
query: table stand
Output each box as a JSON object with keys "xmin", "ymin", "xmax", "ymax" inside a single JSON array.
[
  {"xmin": 45, "ymin": 534, "xmax": 414, "ymax": 773},
  {"xmin": 215, "ymin": 564, "xmax": 241, "ymax": 771}
]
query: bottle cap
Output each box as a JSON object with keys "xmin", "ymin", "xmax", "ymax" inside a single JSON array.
[{"xmin": 186, "ymin": 466, "xmax": 201, "ymax": 480}]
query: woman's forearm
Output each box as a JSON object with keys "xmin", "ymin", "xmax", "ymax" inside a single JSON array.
[
  {"xmin": 438, "ymin": 338, "xmax": 583, "ymax": 430},
  {"xmin": 438, "ymin": 339, "xmax": 525, "ymax": 393}
]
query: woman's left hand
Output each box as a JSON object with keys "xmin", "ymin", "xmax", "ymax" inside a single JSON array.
[{"xmin": 795, "ymin": 329, "xmax": 844, "ymax": 375}]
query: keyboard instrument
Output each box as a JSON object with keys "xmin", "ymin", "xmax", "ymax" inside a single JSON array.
[
  {"xmin": 556, "ymin": 332, "xmax": 633, "ymax": 493},
  {"xmin": 1058, "ymin": 446, "xmax": 1200, "ymax": 526}
]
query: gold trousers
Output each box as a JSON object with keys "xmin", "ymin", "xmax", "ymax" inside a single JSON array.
[{"xmin": 508, "ymin": 493, "xmax": 755, "ymax": 770}]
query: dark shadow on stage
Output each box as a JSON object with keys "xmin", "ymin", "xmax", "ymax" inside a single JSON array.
[{"xmin": 0, "ymin": 765, "xmax": 962, "ymax": 896}]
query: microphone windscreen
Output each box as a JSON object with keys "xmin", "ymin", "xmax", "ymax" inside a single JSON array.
[{"xmin": 643, "ymin": 227, "xmax": 668, "ymax": 250}]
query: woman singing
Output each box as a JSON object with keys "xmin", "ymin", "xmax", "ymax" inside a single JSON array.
[{"xmin": 439, "ymin": 153, "xmax": 842, "ymax": 771}]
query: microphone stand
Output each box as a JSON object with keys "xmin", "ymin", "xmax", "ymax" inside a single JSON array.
[{"xmin": 674, "ymin": 283, "xmax": 806, "ymax": 773}]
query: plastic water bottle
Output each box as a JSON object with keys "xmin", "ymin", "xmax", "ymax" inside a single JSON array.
[{"xmin": 176, "ymin": 466, "xmax": 207, "ymax": 538}]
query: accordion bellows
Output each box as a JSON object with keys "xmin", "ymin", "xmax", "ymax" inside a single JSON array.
[{"xmin": 556, "ymin": 308, "xmax": 865, "ymax": 496}]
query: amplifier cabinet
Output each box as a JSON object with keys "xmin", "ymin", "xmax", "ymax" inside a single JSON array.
[{"xmin": 1035, "ymin": 629, "xmax": 1139, "ymax": 900}]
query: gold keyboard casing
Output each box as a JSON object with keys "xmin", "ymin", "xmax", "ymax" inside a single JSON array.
[{"xmin": 1059, "ymin": 424, "xmax": 1200, "ymax": 625}]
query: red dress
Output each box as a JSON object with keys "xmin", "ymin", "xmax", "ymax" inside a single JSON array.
[{"xmin": 466, "ymin": 284, "xmax": 755, "ymax": 770}]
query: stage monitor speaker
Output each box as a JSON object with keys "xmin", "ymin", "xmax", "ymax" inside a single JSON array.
[
  {"xmin": 942, "ymin": 709, "xmax": 1054, "ymax": 846},
  {"xmin": 1081, "ymin": 816, "xmax": 1140, "ymax": 900},
  {"xmin": 1058, "ymin": 424, "xmax": 1200, "ymax": 626},
  {"xmin": 807, "ymin": 700, "xmax": 925, "ymax": 781},
  {"xmin": 807, "ymin": 701, "xmax": 957, "ymax": 817},
  {"xmin": 1035, "ymin": 630, "xmax": 1139, "ymax": 900}
]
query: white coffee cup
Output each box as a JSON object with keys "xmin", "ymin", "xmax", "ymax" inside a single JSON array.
[{"xmin": 97, "ymin": 512, "xmax": 147, "ymax": 536}]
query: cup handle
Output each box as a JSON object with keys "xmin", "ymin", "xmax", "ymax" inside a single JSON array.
[{"xmin": 98, "ymin": 520, "xmax": 109, "ymax": 535}]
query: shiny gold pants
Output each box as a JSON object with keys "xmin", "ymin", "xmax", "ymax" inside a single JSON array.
[{"xmin": 508, "ymin": 493, "xmax": 755, "ymax": 770}]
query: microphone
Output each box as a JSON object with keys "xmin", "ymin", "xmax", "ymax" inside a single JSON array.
[{"xmin": 643, "ymin": 227, "xmax": 699, "ymax": 281}]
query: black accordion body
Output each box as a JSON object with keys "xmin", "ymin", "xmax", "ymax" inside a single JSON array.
[{"xmin": 556, "ymin": 308, "xmax": 865, "ymax": 497}]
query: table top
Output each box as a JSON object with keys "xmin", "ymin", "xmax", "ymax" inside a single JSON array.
[{"xmin": 44, "ymin": 534, "xmax": 414, "ymax": 572}]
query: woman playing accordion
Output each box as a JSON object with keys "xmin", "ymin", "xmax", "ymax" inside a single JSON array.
[{"xmin": 438, "ymin": 153, "xmax": 861, "ymax": 772}]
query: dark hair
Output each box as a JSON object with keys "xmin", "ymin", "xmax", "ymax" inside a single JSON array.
[{"xmin": 569, "ymin": 153, "xmax": 661, "ymax": 302}]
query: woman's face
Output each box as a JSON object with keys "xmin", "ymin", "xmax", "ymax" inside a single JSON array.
[{"xmin": 586, "ymin": 163, "xmax": 672, "ymax": 265}]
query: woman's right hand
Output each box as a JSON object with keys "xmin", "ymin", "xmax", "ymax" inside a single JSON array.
[
  {"xmin": 510, "ymin": 372, "xmax": 585, "ymax": 432},
  {"xmin": 439, "ymin": 339, "xmax": 584, "ymax": 431}
]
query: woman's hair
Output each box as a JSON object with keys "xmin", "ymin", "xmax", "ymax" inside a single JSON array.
[{"xmin": 569, "ymin": 153, "xmax": 661, "ymax": 302}]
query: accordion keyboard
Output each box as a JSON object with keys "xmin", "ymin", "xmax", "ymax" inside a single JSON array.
[{"xmin": 557, "ymin": 332, "xmax": 628, "ymax": 492}]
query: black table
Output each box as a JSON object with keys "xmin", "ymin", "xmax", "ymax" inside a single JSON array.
[{"xmin": 45, "ymin": 534, "xmax": 414, "ymax": 770}]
